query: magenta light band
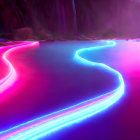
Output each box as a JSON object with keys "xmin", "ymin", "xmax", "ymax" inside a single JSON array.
[
  {"xmin": 0, "ymin": 40, "xmax": 125, "ymax": 140},
  {"xmin": 0, "ymin": 41, "xmax": 39, "ymax": 93}
]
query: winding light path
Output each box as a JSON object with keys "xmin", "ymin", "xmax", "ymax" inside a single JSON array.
[
  {"xmin": 0, "ymin": 41, "xmax": 39, "ymax": 94},
  {"xmin": 0, "ymin": 40, "xmax": 125, "ymax": 140}
]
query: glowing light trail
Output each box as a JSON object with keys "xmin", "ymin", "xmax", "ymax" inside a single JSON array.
[
  {"xmin": 0, "ymin": 41, "xmax": 125, "ymax": 140},
  {"xmin": 0, "ymin": 41, "xmax": 39, "ymax": 94}
]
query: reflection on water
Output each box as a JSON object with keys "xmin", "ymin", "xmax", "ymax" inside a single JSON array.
[{"xmin": 0, "ymin": 40, "xmax": 140, "ymax": 140}]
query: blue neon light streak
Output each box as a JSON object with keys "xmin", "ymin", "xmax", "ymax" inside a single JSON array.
[{"xmin": 0, "ymin": 40, "xmax": 125, "ymax": 140}]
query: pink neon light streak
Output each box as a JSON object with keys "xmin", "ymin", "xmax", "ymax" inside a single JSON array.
[
  {"xmin": 0, "ymin": 91, "xmax": 114, "ymax": 140},
  {"xmin": 0, "ymin": 41, "xmax": 39, "ymax": 94}
]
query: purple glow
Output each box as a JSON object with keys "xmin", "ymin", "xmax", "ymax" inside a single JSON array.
[{"xmin": 0, "ymin": 40, "xmax": 125, "ymax": 140}]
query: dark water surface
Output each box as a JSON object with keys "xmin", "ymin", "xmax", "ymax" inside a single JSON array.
[{"xmin": 0, "ymin": 40, "xmax": 140, "ymax": 140}]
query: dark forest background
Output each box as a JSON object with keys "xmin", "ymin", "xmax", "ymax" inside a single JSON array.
[{"xmin": 0, "ymin": 0, "xmax": 140, "ymax": 40}]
